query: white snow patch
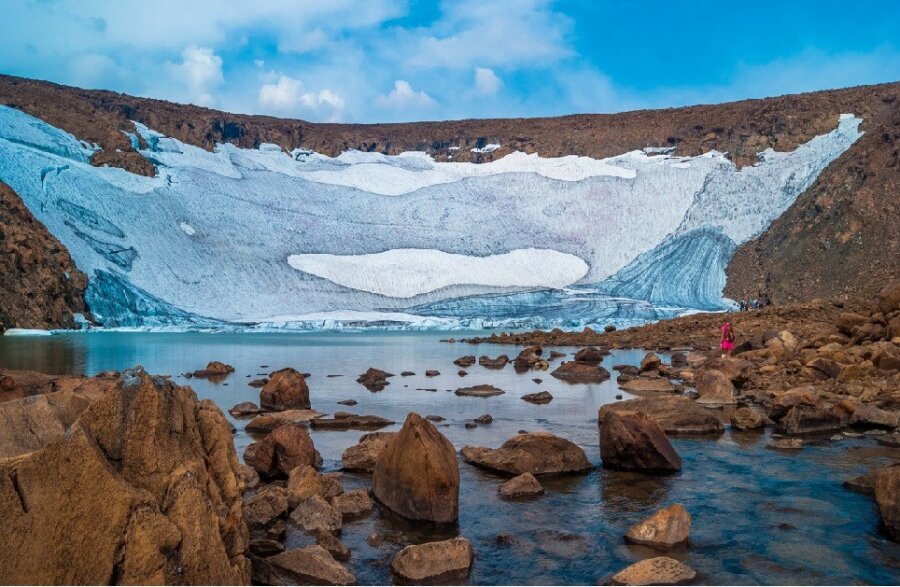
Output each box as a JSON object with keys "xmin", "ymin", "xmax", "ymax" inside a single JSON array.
[
  {"xmin": 471, "ymin": 143, "xmax": 501, "ymax": 154},
  {"xmin": 179, "ymin": 222, "xmax": 197, "ymax": 236},
  {"xmin": 288, "ymin": 248, "xmax": 589, "ymax": 298},
  {"xmin": 4, "ymin": 328, "xmax": 52, "ymax": 336}
]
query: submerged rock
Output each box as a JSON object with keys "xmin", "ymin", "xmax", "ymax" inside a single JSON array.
[
  {"xmin": 455, "ymin": 384, "xmax": 505, "ymax": 397},
  {"xmin": 611, "ymin": 556, "xmax": 696, "ymax": 586},
  {"xmin": 551, "ymin": 361, "xmax": 611, "ymax": 383},
  {"xmin": 454, "ymin": 355, "xmax": 477, "ymax": 367},
  {"xmin": 498, "ymin": 472, "xmax": 544, "ymax": 499},
  {"xmin": 372, "ymin": 412, "xmax": 459, "ymax": 523},
  {"xmin": 356, "ymin": 367, "xmax": 394, "ymax": 391},
  {"xmin": 522, "ymin": 391, "xmax": 554, "ymax": 404},
  {"xmin": 624, "ymin": 504, "xmax": 691, "ymax": 548},
  {"xmin": 192, "ymin": 360, "xmax": 235, "ymax": 378},
  {"xmin": 461, "ymin": 431, "xmax": 592, "ymax": 476},
  {"xmin": 269, "ymin": 545, "xmax": 355, "ymax": 585},
  {"xmin": 310, "ymin": 413, "xmax": 394, "ymax": 430},
  {"xmin": 260, "ymin": 367, "xmax": 310, "ymax": 411},
  {"xmin": 391, "ymin": 538, "xmax": 473, "ymax": 584},
  {"xmin": 229, "ymin": 400, "xmax": 261, "ymax": 418},
  {"xmin": 0, "ymin": 367, "xmax": 250, "ymax": 584},
  {"xmin": 479, "ymin": 354, "xmax": 509, "ymax": 368},
  {"xmin": 574, "ymin": 346, "xmax": 608, "ymax": 364},
  {"xmin": 599, "ymin": 411, "xmax": 681, "ymax": 473},
  {"xmin": 245, "ymin": 409, "xmax": 324, "ymax": 433}
]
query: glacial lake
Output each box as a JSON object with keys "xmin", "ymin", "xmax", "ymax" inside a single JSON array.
[{"xmin": 1, "ymin": 331, "xmax": 898, "ymax": 585}]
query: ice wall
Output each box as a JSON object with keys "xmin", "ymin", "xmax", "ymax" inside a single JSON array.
[{"xmin": 0, "ymin": 105, "xmax": 862, "ymax": 329}]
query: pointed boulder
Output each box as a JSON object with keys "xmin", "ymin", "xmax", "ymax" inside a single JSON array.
[{"xmin": 600, "ymin": 411, "xmax": 681, "ymax": 472}]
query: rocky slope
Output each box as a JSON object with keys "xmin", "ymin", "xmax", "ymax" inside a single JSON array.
[
  {"xmin": 0, "ymin": 74, "xmax": 897, "ymax": 321},
  {"xmin": 0, "ymin": 180, "xmax": 87, "ymax": 329}
]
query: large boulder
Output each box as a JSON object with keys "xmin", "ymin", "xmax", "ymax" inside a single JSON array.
[
  {"xmin": 731, "ymin": 406, "xmax": 766, "ymax": 430},
  {"xmin": 611, "ymin": 557, "xmax": 696, "ymax": 586},
  {"xmin": 372, "ymin": 413, "xmax": 459, "ymax": 523},
  {"xmin": 781, "ymin": 405, "xmax": 842, "ymax": 436},
  {"xmin": 849, "ymin": 405, "xmax": 899, "ymax": 430},
  {"xmin": 341, "ymin": 431, "xmax": 396, "ymax": 473},
  {"xmin": 695, "ymin": 369, "xmax": 736, "ymax": 405},
  {"xmin": 599, "ymin": 396, "xmax": 723, "ymax": 435},
  {"xmin": 269, "ymin": 545, "xmax": 355, "ymax": 585},
  {"xmin": 624, "ymin": 504, "xmax": 691, "ymax": 548},
  {"xmin": 874, "ymin": 464, "xmax": 900, "ymax": 541},
  {"xmin": 513, "ymin": 346, "xmax": 548, "ymax": 372},
  {"xmin": 877, "ymin": 281, "xmax": 900, "ymax": 315},
  {"xmin": 599, "ymin": 411, "xmax": 681, "ymax": 472},
  {"xmin": 390, "ymin": 538, "xmax": 473, "ymax": 584},
  {"xmin": 551, "ymin": 361, "xmax": 611, "ymax": 383},
  {"xmin": 0, "ymin": 367, "xmax": 250, "ymax": 584},
  {"xmin": 245, "ymin": 424, "xmax": 320, "ymax": 478},
  {"xmin": 574, "ymin": 346, "xmax": 608, "ymax": 364},
  {"xmin": 461, "ymin": 431, "xmax": 592, "ymax": 476},
  {"xmin": 260, "ymin": 368, "xmax": 310, "ymax": 411},
  {"xmin": 356, "ymin": 368, "xmax": 394, "ymax": 391},
  {"xmin": 640, "ymin": 352, "xmax": 662, "ymax": 372}
]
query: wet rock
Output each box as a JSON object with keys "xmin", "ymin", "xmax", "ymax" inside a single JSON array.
[
  {"xmin": 356, "ymin": 367, "xmax": 394, "ymax": 391},
  {"xmin": 498, "ymin": 472, "xmax": 544, "ymax": 499},
  {"xmin": 341, "ymin": 431, "xmax": 396, "ymax": 473},
  {"xmin": 599, "ymin": 396, "xmax": 723, "ymax": 435},
  {"xmin": 260, "ymin": 368, "xmax": 311, "ymax": 411},
  {"xmin": 611, "ymin": 556, "xmax": 696, "ymax": 586},
  {"xmin": 310, "ymin": 413, "xmax": 395, "ymax": 430},
  {"xmin": 337, "ymin": 399, "xmax": 357, "ymax": 406},
  {"xmin": 425, "ymin": 369, "xmax": 440, "ymax": 377},
  {"xmin": 695, "ymin": 369, "xmax": 736, "ymax": 405},
  {"xmin": 781, "ymin": 405, "xmax": 842, "ymax": 436},
  {"xmin": 0, "ymin": 367, "xmax": 250, "ymax": 584},
  {"xmin": 372, "ymin": 413, "xmax": 459, "ymax": 523},
  {"xmin": 549, "ymin": 350, "xmax": 566, "ymax": 359},
  {"xmin": 874, "ymin": 464, "xmax": 900, "ymax": 541},
  {"xmin": 245, "ymin": 409, "xmax": 325, "ymax": 433},
  {"xmin": 390, "ymin": 538, "xmax": 473, "ymax": 584},
  {"xmin": 731, "ymin": 407, "xmax": 765, "ymax": 430},
  {"xmin": 599, "ymin": 411, "xmax": 681, "ymax": 473},
  {"xmin": 605, "ymin": 324, "xmax": 617, "ymax": 332},
  {"xmin": 458, "ymin": 370, "xmax": 468, "ymax": 376},
  {"xmin": 192, "ymin": 360, "xmax": 235, "ymax": 378},
  {"xmin": 479, "ymin": 354, "xmax": 510, "ymax": 368},
  {"xmin": 876, "ymin": 433, "xmax": 900, "ymax": 448},
  {"xmin": 287, "ymin": 465, "xmax": 343, "ymax": 507},
  {"xmin": 245, "ymin": 485, "xmax": 290, "ymax": 528},
  {"xmin": 769, "ymin": 387, "xmax": 817, "ymax": 420},
  {"xmin": 767, "ymin": 437, "xmax": 803, "ymax": 450},
  {"xmin": 269, "ymin": 546, "xmax": 355, "ymax": 585},
  {"xmin": 848, "ymin": 405, "xmax": 899, "ymax": 430},
  {"xmin": 514, "ymin": 346, "xmax": 549, "ymax": 372},
  {"xmin": 426, "ymin": 415, "xmax": 445, "ymax": 422},
  {"xmin": 574, "ymin": 346, "xmax": 608, "ymax": 364},
  {"xmin": 618, "ymin": 377, "xmax": 677, "ymax": 393},
  {"xmin": 670, "ymin": 352, "xmax": 688, "ymax": 366},
  {"xmin": 400, "ymin": 371, "xmax": 415, "ymax": 376},
  {"xmin": 551, "ymin": 361, "xmax": 611, "ymax": 383},
  {"xmin": 614, "ymin": 364, "xmax": 640, "ymax": 376},
  {"xmin": 640, "ymin": 352, "xmax": 662, "ymax": 372},
  {"xmin": 246, "ymin": 424, "xmax": 320, "ymax": 478},
  {"xmin": 331, "ymin": 489, "xmax": 373, "ymax": 520},
  {"xmin": 455, "ymin": 384, "xmax": 505, "ymax": 397},
  {"xmin": 474, "ymin": 414, "xmax": 493, "ymax": 424},
  {"xmin": 843, "ymin": 471, "xmax": 877, "ymax": 495},
  {"xmin": 248, "ymin": 378, "xmax": 268, "ymax": 388},
  {"xmin": 465, "ymin": 420, "xmax": 477, "ymax": 429},
  {"xmin": 230, "ymin": 401, "xmax": 261, "ymax": 417},
  {"xmin": 289, "ymin": 495, "xmax": 342, "ymax": 534},
  {"xmin": 454, "ymin": 355, "xmax": 477, "ymax": 367},
  {"xmin": 461, "ymin": 431, "xmax": 592, "ymax": 476},
  {"xmin": 522, "ymin": 391, "xmax": 554, "ymax": 404},
  {"xmin": 316, "ymin": 530, "xmax": 351, "ymax": 562},
  {"xmin": 624, "ymin": 504, "xmax": 691, "ymax": 548}
]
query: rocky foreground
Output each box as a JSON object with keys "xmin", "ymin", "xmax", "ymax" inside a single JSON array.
[{"xmin": 0, "ymin": 283, "xmax": 898, "ymax": 585}]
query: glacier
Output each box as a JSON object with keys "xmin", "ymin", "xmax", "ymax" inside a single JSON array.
[{"xmin": 0, "ymin": 105, "xmax": 862, "ymax": 330}]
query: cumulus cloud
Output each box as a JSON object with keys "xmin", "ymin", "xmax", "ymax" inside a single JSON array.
[
  {"xmin": 258, "ymin": 74, "xmax": 346, "ymax": 121},
  {"xmin": 473, "ymin": 67, "xmax": 502, "ymax": 96},
  {"xmin": 376, "ymin": 80, "xmax": 436, "ymax": 110},
  {"xmin": 167, "ymin": 45, "xmax": 223, "ymax": 106}
]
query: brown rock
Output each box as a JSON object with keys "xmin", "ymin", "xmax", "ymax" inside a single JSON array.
[
  {"xmin": 624, "ymin": 504, "xmax": 691, "ymax": 548},
  {"xmin": 248, "ymin": 378, "xmax": 268, "ymax": 388},
  {"xmin": 245, "ymin": 485, "xmax": 289, "ymax": 528},
  {"xmin": 498, "ymin": 472, "xmax": 544, "ymax": 499},
  {"xmin": 390, "ymin": 538, "xmax": 473, "ymax": 584},
  {"xmin": 289, "ymin": 495, "xmax": 342, "ymax": 534},
  {"xmin": 356, "ymin": 367, "xmax": 394, "ymax": 391},
  {"xmin": 551, "ymin": 361, "xmax": 611, "ymax": 383},
  {"xmin": 640, "ymin": 352, "xmax": 662, "ymax": 372},
  {"xmin": 513, "ymin": 346, "xmax": 548, "ymax": 372},
  {"xmin": 767, "ymin": 437, "xmax": 804, "ymax": 450},
  {"xmin": 848, "ymin": 405, "xmax": 899, "ymax": 430},
  {"xmin": 0, "ymin": 367, "xmax": 250, "ymax": 584},
  {"xmin": 316, "ymin": 530, "xmax": 351, "ymax": 562},
  {"xmin": 425, "ymin": 369, "xmax": 440, "ymax": 377},
  {"xmin": 461, "ymin": 431, "xmax": 592, "ymax": 476},
  {"xmin": 599, "ymin": 411, "xmax": 681, "ymax": 472},
  {"xmin": 877, "ymin": 281, "xmax": 900, "ymax": 315},
  {"xmin": 246, "ymin": 424, "xmax": 320, "ymax": 478},
  {"xmin": 250, "ymin": 538, "xmax": 285, "ymax": 558},
  {"xmin": 341, "ymin": 431, "xmax": 396, "ymax": 473},
  {"xmin": 781, "ymin": 405, "xmax": 843, "ymax": 436},
  {"xmin": 479, "ymin": 354, "xmax": 509, "ymax": 368},
  {"xmin": 522, "ymin": 391, "xmax": 554, "ymax": 404},
  {"xmin": 372, "ymin": 413, "xmax": 459, "ymax": 523},
  {"xmin": 836, "ymin": 312, "xmax": 869, "ymax": 336},
  {"xmin": 611, "ymin": 556, "xmax": 696, "ymax": 586},
  {"xmin": 245, "ymin": 409, "xmax": 324, "ymax": 433},
  {"xmin": 192, "ymin": 360, "xmax": 235, "ymax": 378},
  {"xmin": 331, "ymin": 489, "xmax": 373, "ymax": 519},
  {"xmin": 287, "ymin": 465, "xmax": 343, "ymax": 508},
  {"xmin": 260, "ymin": 368, "xmax": 310, "ymax": 411},
  {"xmin": 599, "ymin": 396, "xmax": 723, "ymax": 435},
  {"xmin": 731, "ymin": 407, "xmax": 766, "ymax": 430},
  {"xmin": 803, "ymin": 357, "xmax": 842, "ymax": 380},
  {"xmin": 618, "ymin": 377, "xmax": 678, "ymax": 394},
  {"xmin": 843, "ymin": 471, "xmax": 877, "ymax": 495},
  {"xmin": 574, "ymin": 346, "xmax": 608, "ymax": 364},
  {"xmin": 695, "ymin": 369, "xmax": 736, "ymax": 405},
  {"xmin": 269, "ymin": 546, "xmax": 355, "ymax": 585},
  {"xmin": 229, "ymin": 401, "xmax": 261, "ymax": 418},
  {"xmin": 874, "ymin": 464, "xmax": 900, "ymax": 541},
  {"xmin": 310, "ymin": 414, "xmax": 394, "ymax": 430},
  {"xmin": 455, "ymin": 384, "xmax": 505, "ymax": 397},
  {"xmin": 453, "ymin": 355, "xmax": 476, "ymax": 367}
]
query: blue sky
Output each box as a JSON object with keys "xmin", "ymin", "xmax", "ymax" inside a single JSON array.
[{"xmin": 2, "ymin": 0, "xmax": 898, "ymax": 123}]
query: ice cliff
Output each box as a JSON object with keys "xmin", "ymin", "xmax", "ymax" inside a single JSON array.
[{"xmin": 0, "ymin": 105, "xmax": 862, "ymax": 329}]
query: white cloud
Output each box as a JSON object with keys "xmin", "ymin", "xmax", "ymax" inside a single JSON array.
[
  {"xmin": 376, "ymin": 80, "xmax": 436, "ymax": 110},
  {"xmin": 167, "ymin": 45, "xmax": 223, "ymax": 106},
  {"xmin": 473, "ymin": 67, "xmax": 502, "ymax": 96},
  {"xmin": 258, "ymin": 74, "xmax": 346, "ymax": 121}
]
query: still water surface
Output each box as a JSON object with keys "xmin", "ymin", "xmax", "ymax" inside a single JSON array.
[{"xmin": 1, "ymin": 331, "xmax": 898, "ymax": 585}]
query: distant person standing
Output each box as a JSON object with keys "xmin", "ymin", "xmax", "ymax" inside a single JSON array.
[{"xmin": 721, "ymin": 322, "xmax": 735, "ymax": 357}]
